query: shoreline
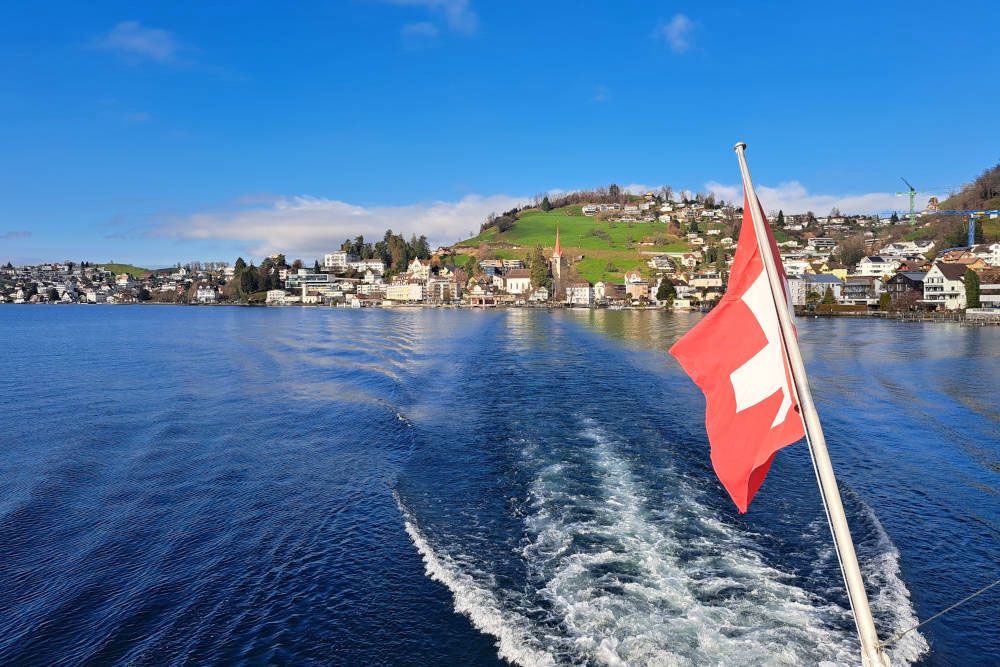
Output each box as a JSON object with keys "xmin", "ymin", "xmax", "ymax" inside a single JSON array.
[{"xmin": 4, "ymin": 301, "xmax": 999, "ymax": 324}]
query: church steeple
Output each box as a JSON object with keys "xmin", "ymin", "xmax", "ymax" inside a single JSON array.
[{"xmin": 551, "ymin": 226, "xmax": 563, "ymax": 281}]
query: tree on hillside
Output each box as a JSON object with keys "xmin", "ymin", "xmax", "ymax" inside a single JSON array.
[
  {"xmin": 822, "ymin": 287, "xmax": 836, "ymax": 305},
  {"xmin": 46, "ymin": 287, "xmax": 59, "ymax": 302},
  {"xmin": 838, "ymin": 234, "xmax": 866, "ymax": 268},
  {"xmin": 608, "ymin": 183, "xmax": 621, "ymax": 202},
  {"xmin": 529, "ymin": 245, "xmax": 550, "ymax": 290},
  {"xmin": 940, "ymin": 161, "xmax": 1000, "ymax": 211},
  {"xmin": 541, "ymin": 196, "xmax": 551, "ymax": 212},
  {"xmin": 830, "ymin": 207, "xmax": 841, "ymax": 218},
  {"xmin": 890, "ymin": 212, "xmax": 899, "ymax": 224},
  {"xmin": 415, "ymin": 235, "xmax": 432, "ymax": 260},
  {"xmin": 291, "ymin": 259, "xmax": 303, "ymax": 271},
  {"xmin": 965, "ymin": 269, "xmax": 980, "ymax": 308},
  {"xmin": 656, "ymin": 278, "xmax": 675, "ymax": 305},
  {"xmin": 313, "ymin": 260, "xmax": 321, "ymax": 273},
  {"xmin": 235, "ymin": 257, "xmax": 247, "ymax": 274},
  {"xmin": 776, "ymin": 210, "xmax": 784, "ymax": 226}
]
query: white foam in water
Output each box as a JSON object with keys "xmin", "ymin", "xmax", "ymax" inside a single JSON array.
[
  {"xmin": 854, "ymin": 502, "xmax": 930, "ymax": 664},
  {"xmin": 393, "ymin": 491, "xmax": 557, "ymax": 667},
  {"xmin": 396, "ymin": 421, "xmax": 928, "ymax": 666}
]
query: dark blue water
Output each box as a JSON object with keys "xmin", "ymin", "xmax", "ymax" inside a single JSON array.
[{"xmin": 0, "ymin": 307, "xmax": 996, "ymax": 665}]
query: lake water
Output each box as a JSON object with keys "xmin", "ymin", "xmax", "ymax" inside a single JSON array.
[{"xmin": 0, "ymin": 306, "xmax": 997, "ymax": 666}]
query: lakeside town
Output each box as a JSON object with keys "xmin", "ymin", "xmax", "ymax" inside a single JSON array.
[{"xmin": 3, "ymin": 186, "xmax": 999, "ymax": 319}]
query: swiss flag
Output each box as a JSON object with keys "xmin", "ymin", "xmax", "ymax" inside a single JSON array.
[{"xmin": 669, "ymin": 194, "xmax": 805, "ymax": 512}]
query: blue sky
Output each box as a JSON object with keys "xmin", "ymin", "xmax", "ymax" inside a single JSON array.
[{"xmin": 2, "ymin": 1, "xmax": 998, "ymax": 265}]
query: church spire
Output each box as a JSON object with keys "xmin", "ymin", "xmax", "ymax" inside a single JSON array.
[{"xmin": 554, "ymin": 226, "xmax": 561, "ymax": 257}]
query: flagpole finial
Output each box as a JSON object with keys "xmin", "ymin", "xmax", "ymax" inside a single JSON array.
[{"xmin": 734, "ymin": 142, "xmax": 747, "ymax": 152}]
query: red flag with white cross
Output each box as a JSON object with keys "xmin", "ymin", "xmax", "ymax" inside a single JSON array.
[{"xmin": 669, "ymin": 194, "xmax": 805, "ymax": 512}]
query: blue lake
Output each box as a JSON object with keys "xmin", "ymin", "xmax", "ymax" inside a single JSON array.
[{"xmin": 0, "ymin": 306, "xmax": 997, "ymax": 665}]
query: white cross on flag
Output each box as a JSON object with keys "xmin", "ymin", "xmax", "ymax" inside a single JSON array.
[{"xmin": 669, "ymin": 194, "xmax": 805, "ymax": 512}]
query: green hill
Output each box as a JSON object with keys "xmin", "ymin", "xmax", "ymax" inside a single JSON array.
[
  {"xmin": 98, "ymin": 263, "xmax": 153, "ymax": 276},
  {"xmin": 456, "ymin": 207, "xmax": 694, "ymax": 284}
]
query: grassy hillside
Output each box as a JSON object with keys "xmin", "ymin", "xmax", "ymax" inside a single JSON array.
[
  {"xmin": 98, "ymin": 263, "xmax": 152, "ymax": 276},
  {"xmin": 456, "ymin": 208, "xmax": 693, "ymax": 283}
]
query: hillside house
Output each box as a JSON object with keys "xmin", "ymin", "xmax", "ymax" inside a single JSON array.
[
  {"xmin": 971, "ymin": 242, "xmax": 1000, "ymax": 267},
  {"xmin": 857, "ymin": 256, "xmax": 900, "ymax": 278}
]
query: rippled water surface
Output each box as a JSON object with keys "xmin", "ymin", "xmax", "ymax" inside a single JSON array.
[{"xmin": 1, "ymin": 306, "xmax": 997, "ymax": 665}]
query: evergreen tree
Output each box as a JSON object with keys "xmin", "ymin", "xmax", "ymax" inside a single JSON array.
[
  {"xmin": 656, "ymin": 278, "xmax": 676, "ymax": 304},
  {"xmin": 416, "ymin": 235, "xmax": 431, "ymax": 260},
  {"xmin": 46, "ymin": 287, "xmax": 59, "ymax": 302},
  {"xmin": 235, "ymin": 257, "xmax": 247, "ymax": 274},
  {"xmin": 776, "ymin": 210, "xmax": 784, "ymax": 226},
  {"xmin": 138, "ymin": 287, "xmax": 151, "ymax": 301},
  {"xmin": 878, "ymin": 292, "xmax": 891, "ymax": 311},
  {"xmin": 965, "ymin": 269, "xmax": 981, "ymax": 308},
  {"xmin": 890, "ymin": 212, "xmax": 899, "ymax": 224},
  {"xmin": 529, "ymin": 245, "xmax": 550, "ymax": 290},
  {"xmin": 313, "ymin": 260, "xmax": 321, "ymax": 273},
  {"xmin": 822, "ymin": 286, "xmax": 836, "ymax": 304},
  {"xmin": 541, "ymin": 196, "xmax": 552, "ymax": 212}
]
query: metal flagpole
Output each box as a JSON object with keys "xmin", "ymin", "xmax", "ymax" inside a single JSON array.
[{"xmin": 733, "ymin": 142, "xmax": 890, "ymax": 667}]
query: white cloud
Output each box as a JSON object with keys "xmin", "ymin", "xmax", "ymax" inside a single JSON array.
[
  {"xmin": 385, "ymin": 0, "xmax": 478, "ymax": 35},
  {"xmin": 657, "ymin": 14, "xmax": 694, "ymax": 53},
  {"xmin": 704, "ymin": 180, "xmax": 934, "ymax": 215},
  {"xmin": 95, "ymin": 21, "xmax": 183, "ymax": 64},
  {"xmin": 160, "ymin": 193, "xmax": 526, "ymax": 259}
]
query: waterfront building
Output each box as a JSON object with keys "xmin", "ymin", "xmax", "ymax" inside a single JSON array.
[
  {"xmin": 266, "ymin": 289, "xmax": 289, "ymax": 305},
  {"xmin": 886, "ymin": 271, "xmax": 926, "ymax": 309},
  {"xmin": 922, "ymin": 263, "xmax": 967, "ymax": 310},
  {"xmin": 978, "ymin": 269, "xmax": 1000, "ymax": 308},
  {"xmin": 386, "ymin": 281, "xmax": 425, "ymax": 302},
  {"xmin": 564, "ymin": 281, "xmax": 593, "ymax": 307},
  {"xmin": 841, "ymin": 276, "xmax": 885, "ymax": 307},
  {"xmin": 195, "ymin": 286, "xmax": 218, "ymax": 304},
  {"xmin": 500, "ymin": 269, "xmax": 532, "ymax": 295}
]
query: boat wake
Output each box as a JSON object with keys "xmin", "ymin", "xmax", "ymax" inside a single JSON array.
[{"xmin": 396, "ymin": 419, "xmax": 927, "ymax": 666}]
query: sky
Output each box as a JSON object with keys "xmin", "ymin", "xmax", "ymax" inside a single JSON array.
[{"xmin": 2, "ymin": 0, "xmax": 998, "ymax": 266}]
